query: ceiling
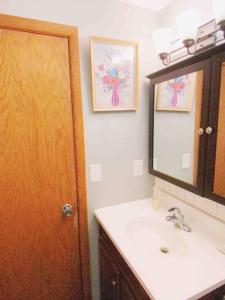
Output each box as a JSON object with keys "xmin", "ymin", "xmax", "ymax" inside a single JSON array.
[{"xmin": 117, "ymin": 0, "xmax": 172, "ymax": 11}]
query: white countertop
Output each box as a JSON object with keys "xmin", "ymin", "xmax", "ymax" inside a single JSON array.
[{"xmin": 95, "ymin": 197, "xmax": 225, "ymax": 300}]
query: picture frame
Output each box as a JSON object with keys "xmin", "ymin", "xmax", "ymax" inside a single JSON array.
[
  {"xmin": 155, "ymin": 72, "xmax": 197, "ymax": 111},
  {"xmin": 90, "ymin": 36, "xmax": 138, "ymax": 112}
]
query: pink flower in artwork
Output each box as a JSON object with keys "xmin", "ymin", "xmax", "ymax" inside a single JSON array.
[
  {"xmin": 168, "ymin": 77, "xmax": 186, "ymax": 107},
  {"xmin": 172, "ymin": 82, "xmax": 185, "ymax": 91},
  {"xmin": 96, "ymin": 54, "xmax": 131, "ymax": 106},
  {"xmin": 111, "ymin": 78, "xmax": 119, "ymax": 86},
  {"xmin": 102, "ymin": 75, "xmax": 111, "ymax": 85},
  {"xmin": 98, "ymin": 64, "xmax": 105, "ymax": 71}
]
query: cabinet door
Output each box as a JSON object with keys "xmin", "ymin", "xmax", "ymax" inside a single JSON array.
[
  {"xmin": 120, "ymin": 277, "xmax": 137, "ymax": 300},
  {"xmin": 149, "ymin": 59, "xmax": 212, "ymax": 196},
  {"xmin": 198, "ymin": 285, "xmax": 225, "ymax": 299},
  {"xmin": 205, "ymin": 52, "xmax": 225, "ymax": 204},
  {"xmin": 99, "ymin": 242, "xmax": 120, "ymax": 300}
]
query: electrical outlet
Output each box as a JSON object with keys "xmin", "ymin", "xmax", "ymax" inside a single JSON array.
[
  {"xmin": 89, "ymin": 164, "xmax": 101, "ymax": 183},
  {"xmin": 134, "ymin": 160, "xmax": 143, "ymax": 176}
]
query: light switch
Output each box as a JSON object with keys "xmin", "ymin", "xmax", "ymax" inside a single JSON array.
[
  {"xmin": 182, "ymin": 154, "xmax": 191, "ymax": 169},
  {"xmin": 89, "ymin": 164, "xmax": 102, "ymax": 183},
  {"xmin": 134, "ymin": 160, "xmax": 143, "ymax": 176}
]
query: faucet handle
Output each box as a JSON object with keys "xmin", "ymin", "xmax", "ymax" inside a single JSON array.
[
  {"xmin": 168, "ymin": 207, "xmax": 183, "ymax": 217},
  {"xmin": 168, "ymin": 207, "xmax": 180, "ymax": 213}
]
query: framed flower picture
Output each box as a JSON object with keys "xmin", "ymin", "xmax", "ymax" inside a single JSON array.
[
  {"xmin": 90, "ymin": 36, "xmax": 138, "ymax": 111},
  {"xmin": 155, "ymin": 72, "xmax": 197, "ymax": 111}
]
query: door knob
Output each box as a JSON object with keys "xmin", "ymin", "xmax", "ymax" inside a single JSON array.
[
  {"xmin": 206, "ymin": 127, "xmax": 213, "ymax": 135},
  {"xmin": 198, "ymin": 128, "xmax": 204, "ymax": 135},
  {"xmin": 62, "ymin": 204, "xmax": 73, "ymax": 217},
  {"xmin": 112, "ymin": 280, "xmax": 118, "ymax": 287}
]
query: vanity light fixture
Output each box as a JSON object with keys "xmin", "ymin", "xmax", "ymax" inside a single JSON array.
[
  {"xmin": 152, "ymin": 28, "xmax": 172, "ymax": 61},
  {"xmin": 176, "ymin": 9, "xmax": 202, "ymax": 51},
  {"xmin": 212, "ymin": 0, "xmax": 225, "ymax": 36},
  {"xmin": 153, "ymin": 1, "xmax": 225, "ymax": 66}
]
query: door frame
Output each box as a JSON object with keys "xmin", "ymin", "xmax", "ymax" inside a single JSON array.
[{"xmin": 0, "ymin": 13, "xmax": 90, "ymax": 300}]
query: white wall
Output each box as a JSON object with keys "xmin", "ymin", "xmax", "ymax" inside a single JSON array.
[{"xmin": 0, "ymin": 1, "xmax": 158, "ymax": 299}]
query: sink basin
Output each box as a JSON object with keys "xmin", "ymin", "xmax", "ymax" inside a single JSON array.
[
  {"xmin": 126, "ymin": 216, "xmax": 189, "ymax": 256},
  {"xmin": 95, "ymin": 199, "xmax": 225, "ymax": 300}
]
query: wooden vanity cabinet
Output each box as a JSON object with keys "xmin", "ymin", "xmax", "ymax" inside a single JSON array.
[
  {"xmin": 99, "ymin": 225, "xmax": 150, "ymax": 300},
  {"xmin": 99, "ymin": 225, "xmax": 225, "ymax": 300},
  {"xmin": 199, "ymin": 285, "xmax": 225, "ymax": 300}
]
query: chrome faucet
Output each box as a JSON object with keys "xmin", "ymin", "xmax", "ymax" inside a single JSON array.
[{"xmin": 166, "ymin": 207, "xmax": 191, "ymax": 232}]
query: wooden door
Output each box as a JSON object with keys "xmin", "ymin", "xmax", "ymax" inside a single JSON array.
[{"xmin": 0, "ymin": 15, "xmax": 90, "ymax": 300}]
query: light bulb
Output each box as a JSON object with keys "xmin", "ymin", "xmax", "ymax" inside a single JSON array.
[
  {"xmin": 152, "ymin": 27, "xmax": 172, "ymax": 55},
  {"xmin": 212, "ymin": 0, "xmax": 225, "ymax": 24},
  {"xmin": 176, "ymin": 9, "xmax": 202, "ymax": 41}
]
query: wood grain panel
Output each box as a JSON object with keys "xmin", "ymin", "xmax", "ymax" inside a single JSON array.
[
  {"xmin": 99, "ymin": 243, "xmax": 120, "ymax": 300},
  {"xmin": 99, "ymin": 226, "xmax": 150, "ymax": 300},
  {"xmin": 67, "ymin": 28, "xmax": 90, "ymax": 300},
  {"xmin": 120, "ymin": 277, "xmax": 137, "ymax": 300},
  {"xmin": 0, "ymin": 13, "xmax": 75, "ymax": 37},
  {"xmin": 193, "ymin": 71, "xmax": 203, "ymax": 186},
  {"xmin": 0, "ymin": 29, "xmax": 82, "ymax": 299},
  {"xmin": 213, "ymin": 62, "xmax": 225, "ymax": 197}
]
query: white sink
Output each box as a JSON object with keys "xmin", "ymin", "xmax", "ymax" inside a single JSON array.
[
  {"xmin": 126, "ymin": 215, "xmax": 189, "ymax": 256},
  {"xmin": 95, "ymin": 198, "xmax": 225, "ymax": 300}
]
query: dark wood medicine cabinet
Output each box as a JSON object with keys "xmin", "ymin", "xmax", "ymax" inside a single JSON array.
[{"xmin": 147, "ymin": 43, "xmax": 225, "ymax": 206}]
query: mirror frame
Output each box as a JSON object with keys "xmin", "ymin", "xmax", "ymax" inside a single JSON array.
[{"xmin": 148, "ymin": 59, "xmax": 212, "ymax": 196}]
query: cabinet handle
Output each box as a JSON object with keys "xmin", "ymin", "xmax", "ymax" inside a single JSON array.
[
  {"xmin": 198, "ymin": 128, "xmax": 204, "ymax": 135},
  {"xmin": 112, "ymin": 280, "xmax": 118, "ymax": 286},
  {"xmin": 206, "ymin": 127, "xmax": 213, "ymax": 135}
]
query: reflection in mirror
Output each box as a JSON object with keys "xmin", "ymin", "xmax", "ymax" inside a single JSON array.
[
  {"xmin": 153, "ymin": 70, "xmax": 203, "ymax": 185},
  {"xmin": 213, "ymin": 62, "xmax": 225, "ymax": 197}
]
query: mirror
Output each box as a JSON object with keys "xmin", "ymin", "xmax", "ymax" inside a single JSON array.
[
  {"xmin": 153, "ymin": 70, "xmax": 203, "ymax": 185},
  {"xmin": 213, "ymin": 62, "xmax": 225, "ymax": 197}
]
